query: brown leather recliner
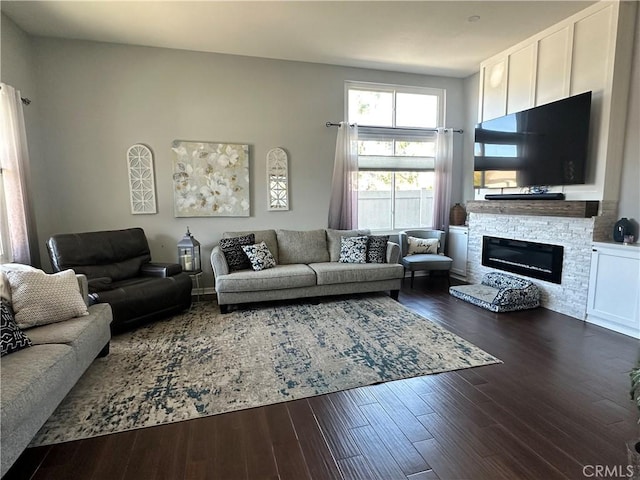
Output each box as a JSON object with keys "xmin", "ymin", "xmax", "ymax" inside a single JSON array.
[{"xmin": 46, "ymin": 227, "xmax": 192, "ymax": 332}]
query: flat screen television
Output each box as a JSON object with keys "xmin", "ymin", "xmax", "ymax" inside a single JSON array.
[{"xmin": 474, "ymin": 91, "xmax": 592, "ymax": 189}]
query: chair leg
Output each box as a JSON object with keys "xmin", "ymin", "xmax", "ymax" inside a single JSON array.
[{"xmin": 410, "ymin": 271, "xmax": 415, "ymax": 288}]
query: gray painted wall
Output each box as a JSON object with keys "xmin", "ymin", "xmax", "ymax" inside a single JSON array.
[
  {"xmin": 1, "ymin": 16, "xmax": 465, "ymax": 287},
  {"xmin": 3, "ymin": 10, "xmax": 638, "ymax": 289},
  {"xmin": 618, "ymin": 6, "xmax": 640, "ymax": 225}
]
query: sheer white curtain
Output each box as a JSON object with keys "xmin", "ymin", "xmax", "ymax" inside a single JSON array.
[
  {"xmin": 0, "ymin": 83, "xmax": 39, "ymax": 265},
  {"xmin": 432, "ymin": 127, "xmax": 454, "ymax": 231},
  {"xmin": 328, "ymin": 122, "xmax": 359, "ymax": 229}
]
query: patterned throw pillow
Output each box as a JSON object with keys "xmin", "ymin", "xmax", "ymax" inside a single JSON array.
[
  {"xmin": 219, "ymin": 234, "xmax": 255, "ymax": 271},
  {"xmin": 5, "ymin": 269, "xmax": 89, "ymax": 329},
  {"xmin": 241, "ymin": 242, "xmax": 277, "ymax": 271},
  {"xmin": 367, "ymin": 235, "xmax": 389, "ymax": 263},
  {"xmin": 407, "ymin": 236, "xmax": 439, "ymax": 255},
  {"xmin": 339, "ymin": 236, "xmax": 368, "ymax": 264},
  {"xmin": 1, "ymin": 302, "xmax": 32, "ymax": 357}
]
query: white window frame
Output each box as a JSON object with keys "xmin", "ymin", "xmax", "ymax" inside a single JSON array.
[{"xmin": 345, "ymin": 81, "xmax": 445, "ymax": 232}]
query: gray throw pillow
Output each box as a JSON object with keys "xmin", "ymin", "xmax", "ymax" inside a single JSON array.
[
  {"xmin": 276, "ymin": 229, "xmax": 329, "ymax": 264},
  {"xmin": 219, "ymin": 234, "xmax": 255, "ymax": 271}
]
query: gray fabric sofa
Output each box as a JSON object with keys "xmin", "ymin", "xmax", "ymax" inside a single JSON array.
[
  {"xmin": 211, "ymin": 229, "xmax": 404, "ymax": 312},
  {"xmin": 0, "ymin": 270, "xmax": 112, "ymax": 476}
]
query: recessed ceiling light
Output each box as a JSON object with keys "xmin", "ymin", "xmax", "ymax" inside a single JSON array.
[{"xmin": 468, "ymin": 15, "xmax": 481, "ymax": 23}]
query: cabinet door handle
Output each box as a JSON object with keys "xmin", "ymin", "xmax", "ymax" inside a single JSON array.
[{"xmin": 592, "ymin": 249, "xmax": 597, "ymax": 252}]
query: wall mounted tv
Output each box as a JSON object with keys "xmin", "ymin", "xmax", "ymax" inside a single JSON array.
[{"xmin": 474, "ymin": 91, "xmax": 592, "ymax": 189}]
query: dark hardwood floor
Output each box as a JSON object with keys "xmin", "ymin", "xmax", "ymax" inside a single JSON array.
[{"xmin": 6, "ymin": 278, "xmax": 639, "ymax": 480}]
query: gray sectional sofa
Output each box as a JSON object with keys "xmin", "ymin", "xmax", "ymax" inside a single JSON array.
[
  {"xmin": 0, "ymin": 269, "xmax": 112, "ymax": 476},
  {"xmin": 211, "ymin": 229, "xmax": 404, "ymax": 312}
]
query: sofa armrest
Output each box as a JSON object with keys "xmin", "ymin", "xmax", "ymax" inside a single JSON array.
[
  {"xmin": 141, "ymin": 262, "xmax": 182, "ymax": 278},
  {"xmin": 386, "ymin": 241, "xmax": 401, "ymax": 264},
  {"xmin": 75, "ymin": 274, "xmax": 89, "ymax": 306},
  {"xmin": 87, "ymin": 276, "xmax": 114, "ymax": 293},
  {"xmin": 211, "ymin": 246, "xmax": 229, "ymax": 277}
]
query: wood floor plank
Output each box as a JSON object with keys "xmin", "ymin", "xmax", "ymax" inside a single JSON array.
[
  {"xmin": 212, "ymin": 411, "xmax": 246, "ymax": 479},
  {"xmin": 358, "ymin": 402, "xmax": 430, "ymax": 475},
  {"xmin": 287, "ymin": 399, "xmax": 344, "ymax": 480},
  {"xmin": 264, "ymin": 402, "xmax": 313, "ymax": 480},
  {"xmin": 307, "ymin": 395, "xmax": 362, "ymax": 460},
  {"xmin": 240, "ymin": 408, "xmax": 279, "ymax": 480},
  {"xmin": 366, "ymin": 383, "xmax": 433, "ymax": 443},
  {"xmin": 348, "ymin": 425, "xmax": 408, "ymax": 480},
  {"xmin": 272, "ymin": 441, "xmax": 312, "ymax": 480},
  {"xmin": 336, "ymin": 455, "xmax": 384, "ymax": 480}
]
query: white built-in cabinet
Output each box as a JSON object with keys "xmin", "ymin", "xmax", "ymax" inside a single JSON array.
[
  {"xmin": 448, "ymin": 226, "xmax": 468, "ymax": 279},
  {"xmin": 477, "ymin": 1, "xmax": 637, "ymax": 202},
  {"xmin": 587, "ymin": 242, "xmax": 640, "ymax": 339}
]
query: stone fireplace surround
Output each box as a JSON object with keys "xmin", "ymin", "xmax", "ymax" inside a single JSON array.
[{"xmin": 465, "ymin": 200, "xmax": 617, "ymax": 319}]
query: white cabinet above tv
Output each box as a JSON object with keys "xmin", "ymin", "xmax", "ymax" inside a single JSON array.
[{"xmin": 476, "ymin": 1, "xmax": 637, "ymax": 203}]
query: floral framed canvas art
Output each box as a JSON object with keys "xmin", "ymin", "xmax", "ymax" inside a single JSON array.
[{"xmin": 171, "ymin": 141, "xmax": 250, "ymax": 217}]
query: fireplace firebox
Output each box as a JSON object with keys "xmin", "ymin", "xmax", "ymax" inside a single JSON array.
[{"xmin": 482, "ymin": 236, "xmax": 564, "ymax": 284}]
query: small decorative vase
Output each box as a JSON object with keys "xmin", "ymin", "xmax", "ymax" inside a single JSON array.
[
  {"xmin": 613, "ymin": 218, "xmax": 634, "ymax": 242},
  {"xmin": 450, "ymin": 203, "xmax": 466, "ymax": 226}
]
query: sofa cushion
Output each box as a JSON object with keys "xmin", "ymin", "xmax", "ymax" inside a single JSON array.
[
  {"xmin": 1, "ymin": 302, "xmax": 32, "ymax": 357},
  {"xmin": 310, "ymin": 262, "xmax": 404, "ymax": 286},
  {"xmin": 223, "ymin": 230, "xmax": 279, "ymax": 264},
  {"xmin": 276, "ymin": 229, "xmax": 330, "ymax": 265},
  {"xmin": 339, "ymin": 236, "xmax": 368, "ymax": 264},
  {"xmin": 0, "ymin": 343, "xmax": 76, "ymax": 435},
  {"xmin": 326, "ymin": 229, "xmax": 370, "ymax": 262},
  {"xmin": 219, "ymin": 233, "xmax": 255, "ymax": 271},
  {"xmin": 367, "ymin": 235, "xmax": 389, "ymax": 264},
  {"xmin": 5, "ymin": 269, "xmax": 89, "ymax": 329},
  {"xmin": 26, "ymin": 303, "xmax": 112, "ymax": 362},
  {"xmin": 216, "ymin": 264, "xmax": 317, "ymax": 293},
  {"xmin": 401, "ymin": 254, "xmax": 452, "ymax": 271},
  {"xmin": 242, "ymin": 242, "xmax": 277, "ymax": 271}
]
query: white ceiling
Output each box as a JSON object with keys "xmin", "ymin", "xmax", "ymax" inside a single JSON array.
[{"xmin": 1, "ymin": 0, "xmax": 597, "ymax": 78}]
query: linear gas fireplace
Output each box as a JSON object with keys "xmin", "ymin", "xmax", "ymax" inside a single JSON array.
[{"xmin": 482, "ymin": 236, "xmax": 564, "ymax": 284}]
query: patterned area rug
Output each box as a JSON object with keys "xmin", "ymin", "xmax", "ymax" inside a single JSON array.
[{"xmin": 31, "ymin": 294, "xmax": 501, "ymax": 446}]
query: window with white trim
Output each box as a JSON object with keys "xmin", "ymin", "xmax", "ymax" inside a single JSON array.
[{"xmin": 347, "ymin": 82, "xmax": 444, "ymax": 231}]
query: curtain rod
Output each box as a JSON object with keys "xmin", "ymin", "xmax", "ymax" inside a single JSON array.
[
  {"xmin": 325, "ymin": 122, "xmax": 462, "ymax": 133},
  {"xmin": 0, "ymin": 86, "xmax": 31, "ymax": 106}
]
